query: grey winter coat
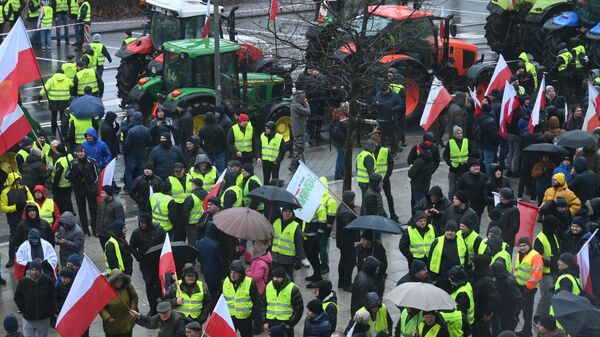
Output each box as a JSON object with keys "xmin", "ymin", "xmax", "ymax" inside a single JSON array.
[
  {"xmin": 446, "ymin": 92, "xmax": 468, "ymax": 137},
  {"xmin": 56, "ymin": 212, "xmax": 85, "ymax": 266},
  {"xmin": 291, "ymin": 92, "xmax": 311, "ymax": 137}
]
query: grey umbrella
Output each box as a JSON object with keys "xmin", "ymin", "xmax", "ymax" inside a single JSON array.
[
  {"xmin": 385, "ymin": 282, "xmax": 456, "ymax": 311},
  {"xmin": 213, "ymin": 207, "xmax": 273, "ymax": 241}
]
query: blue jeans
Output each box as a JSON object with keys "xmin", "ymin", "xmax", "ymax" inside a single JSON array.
[
  {"xmin": 28, "ymin": 18, "xmax": 39, "ymax": 45},
  {"xmin": 480, "ymin": 148, "xmax": 496, "ymax": 177},
  {"xmin": 55, "ymin": 12, "xmax": 69, "ymax": 42},
  {"xmin": 125, "ymin": 156, "xmax": 144, "ymax": 190},
  {"xmin": 334, "ymin": 145, "xmax": 344, "ymax": 178},
  {"xmin": 208, "ymin": 152, "xmax": 226, "ymax": 174},
  {"xmin": 40, "ymin": 29, "xmax": 51, "ymax": 49}
]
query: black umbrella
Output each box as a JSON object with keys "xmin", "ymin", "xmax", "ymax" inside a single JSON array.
[
  {"xmin": 551, "ymin": 290, "xmax": 600, "ymax": 337},
  {"xmin": 523, "ymin": 143, "xmax": 569, "ymax": 155},
  {"xmin": 247, "ymin": 185, "xmax": 301, "ymax": 208},
  {"xmin": 69, "ymin": 95, "xmax": 105, "ymax": 119},
  {"xmin": 554, "ymin": 130, "xmax": 598, "ymax": 148},
  {"xmin": 346, "ymin": 215, "xmax": 403, "ymax": 234},
  {"xmin": 145, "ymin": 241, "xmax": 198, "ymax": 276}
]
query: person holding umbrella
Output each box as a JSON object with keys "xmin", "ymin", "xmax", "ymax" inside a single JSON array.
[
  {"xmin": 271, "ymin": 206, "xmax": 304, "ymax": 281},
  {"xmin": 351, "ymin": 292, "xmax": 392, "ymax": 337},
  {"xmin": 165, "ymin": 263, "xmax": 212, "ymax": 326}
]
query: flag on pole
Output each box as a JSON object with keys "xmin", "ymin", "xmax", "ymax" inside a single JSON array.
[
  {"xmin": 318, "ymin": 0, "xmax": 328, "ymax": 24},
  {"xmin": 203, "ymin": 169, "xmax": 227, "ymax": 210},
  {"xmin": 56, "ymin": 255, "xmax": 118, "ymax": 337},
  {"xmin": 97, "ymin": 158, "xmax": 116, "ymax": 203},
  {"xmin": 468, "ymin": 87, "xmax": 482, "ymax": 117},
  {"xmin": 0, "ymin": 18, "xmax": 40, "ymax": 155},
  {"xmin": 205, "ymin": 294, "xmax": 237, "ymax": 337},
  {"xmin": 515, "ymin": 201, "xmax": 539, "ymax": 246},
  {"xmin": 420, "ymin": 77, "xmax": 452, "ymax": 131},
  {"xmin": 159, "ymin": 235, "xmax": 177, "ymax": 295},
  {"xmin": 529, "ymin": 76, "xmax": 546, "ymax": 135},
  {"xmin": 583, "ymin": 82, "xmax": 600, "ymax": 131},
  {"xmin": 202, "ymin": 0, "xmax": 212, "ymax": 38},
  {"xmin": 577, "ymin": 229, "xmax": 598, "ymax": 295},
  {"xmin": 269, "ymin": 0, "xmax": 278, "ymax": 21},
  {"xmin": 287, "ymin": 161, "xmax": 327, "ymax": 222},
  {"xmin": 484, "ymin": 54, "xmax": 512, "ymax": 97},
  {"xmin": 499, "ymin": 81, "xmax": 519, "ymax": 139}
]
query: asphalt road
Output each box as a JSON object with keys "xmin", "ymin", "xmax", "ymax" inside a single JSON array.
[{"xmin": 18, "ymin": 0, "xmax": 491, "ymax": 128}]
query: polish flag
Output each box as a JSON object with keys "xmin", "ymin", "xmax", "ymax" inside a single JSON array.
[
  {"xmin": 420, "ymin": 76, "xmax": 452, "ymax": 131},
  {"xmin": 499, "ymin": 81, "xmax": 520, "ymax": 139},
  {"xmin": 159, "ymin": 235, "xmax": 177, "ymax": 295},
  {"xmin": 529, "ymin": 76, "xmax": 546, "ymax": 135},
  {"xmin": 577, "ymin": 229, "xmax": 598, "ymax": 295},
  {"xmin": 269, "ymin": 0, "xmax": 278, "ymax": 21},
  {"xmin": 97, "ymin": 158, "xmax": 116, "ymax": 204},
  {"xmin": 202, "ymin": 0, "xmax": 212, "ymax": 38},
  {"xmin": 205, "ymin": 294, "xmax": 237, "ymax": 337},
  {"xmin": 484, "ymin": 54, "xmax": 512, "ymax": 97},
  {"xmin": 468, "ymin": 87, "xmax": 482, "ymax": 117},
  {"xmin": 582, "ymin": 83, "xmax": 600, "ymax": 131},
  {"xmin": 203, "ymin": 169, "xmax": 227, "ymax": 210},
  {"xmin": 56, "ymin": 255, "xmax": 118, "ymax": 337},
  {"xmin": 0, "ymin": 18, "xmax": 39, "ymax": 155}
]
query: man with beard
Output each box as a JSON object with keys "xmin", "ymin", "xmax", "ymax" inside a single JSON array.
[{"xmin": 222, "ymin": 260, "xmax": 261, "ymax": 337}]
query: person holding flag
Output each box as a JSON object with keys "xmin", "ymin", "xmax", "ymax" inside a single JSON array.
[
  {"xmin": 165, "ymin": 263, "xmax": 212, "ymax": 326},
  {"xmin": 130, "ymin": 301, "xmax": 187, "ymax": 336},
  {"xmin": 100, "ymin": 268, "xmax": 139, "ymax": 337}
]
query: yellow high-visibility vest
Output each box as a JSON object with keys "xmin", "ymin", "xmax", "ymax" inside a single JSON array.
[
  {"xmin": 174, "ymin": 280, "xmax": 204, "ymax": 319},
  {"xmin": 188, "ymin": 166, "xmax": 217, "ymax": 191},
  {"xmin": 407, "ymin": 225, "xmax": 436, "ymax": 259},
  {"xmin": 149, "ymin": 192, "xmax": 173, "ymax": 231},
  {"xmin": 222, "ymin": 277, "xmax": 253, "ymax": 319},
  {"xmin": 75, "ymin": 68, "xmax": 99, "ymax": 95},
  {"xmin": 70, "ymin": 115, "xmax": 93, "ymax": 145},
  {"xmin": 272, "ymin": 219, "xmax": 299, "ymax": 256},
  {"xmin": 535, "ymin": 232, "xmax": 559, "ymax": 273},
  {"xmin": 55, "ymin": 0, "xmax": 68, "ymax": 12},
  {"xmin": 169, "ymin": 176, "xmax": 192, "ymax": 204},
  {"xmin": 429, "ymin": 236, "xmax": 466, "ymax": 274},
  {"xmin": 260, "ymin": 132, "xmax": 283, "ymax": 162},
  {"xmin": 451, "ymin": 283, "xmax": 474, "ymax": 324},
  {"xmin": 104, "ymin": 236, "xmax": 124, "ymax": 273},
  {"xmin": 356, "ymin": 304, "xmax": 389, "ymax": 336},
  {"xmin": 90, "ymin": 42, "xmax": 106, "ymax": 66},
  {"xmin": 41, "ymin": 6, "xmax": 53, "ymax": 28},
  {"xmin": 514, "ymin": 249, "xmax": 542, "ymax": 287},
  {"xmin": 232, "ymin": 123, "xmax": 253, "ymax": 153},
  {"xmin": 221, "ymin": 185, "xmax": 243, "ymax": 207},
  {"xmin": 375, "ymin": 147, "xmax": 389, "ymax": 178},
  {"xmin": 448, "ymin": 138, "xmax": 469, "ymax": 168},
  {"xmin": 38, "ymin": 198, "xmax": 55, "ymax": 225},
  {"xmin": 265, "ymin": 281, "xmax": 295, "ymax": 320},
  {"xmin": 79, "ymin": 1, "xmax": 90, "ymax": 22},
  {"xmin": 554, "ymin": 273, "xmax": 581, "ymax": 296},
  {"xmin": 356, "ymin": 150, "xmax": 374, "ymax": 183}
]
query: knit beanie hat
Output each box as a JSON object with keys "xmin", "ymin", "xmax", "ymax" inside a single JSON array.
[
  {"xmin": 342, "ymin": 190, "xmax": 356, "ymax": 204},
  {"xmin": 60, "ymin": 267, "xmax": 75, "ymax": 278},
  {"xmin": 112, "ymin": 219, "xmax": 126, "ymax": 237},
  {"xmin": 453, "ymin": 190, "xmax": 469, "ymax": 204},
  {"xmin": 242, "ymin": 163, "xmax": 254, "ymax": 175},
  {"xmin": 444, "ymin": 220, "xmax": 458, "ymax": 232},
  {"xmin": 410, "ymin": 260, "xmax": 428, "ymax": 275},
  {"xmin": 537, "ymin": 315, "xmax": 557, "ymax": 331},
  {"xmin": 518, "ymin": 236, "xmax": 531, "ymax": 246},
  {"xmin": 272, "ymin": 267, "xmax": 287, "ymax": 278},
  {"xmin": 67, "ymin": 254, "xmax": 81, "ymax": 266},
  {"xmin": 306, "ymin": 299, "xmax": 324, "ymax": 315},
  {"xmin": 558, "ymin": 252, "xmax": 575, "ymax": 268},
  {"xmin": 3, "ymin": 315, "xmax": 18, "ymax": 333},
  {"xmin": 102, "ymin": 185, "xmax": 114, "ymax": 196},
  {"xmin": 317, "ymin": 280, "xmax": 332, "ymax": 298},
  {"xmin": 413, "ymin": 211, "xmax": 427, "ymax": 223}
]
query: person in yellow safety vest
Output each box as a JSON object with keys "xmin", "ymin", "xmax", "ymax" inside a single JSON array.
[
  {"xmin": 16, "ymin": 137, "xmax": 34, "ymax": 172},
  {"xmin": 399, "ymin": 212, "xmax": 436, "ymax": 266},
  {"xmin": 54, "ymin": 0, "xmax": 70, "ymax": 45},
  {"xmin": 80, "ymin": 43, "xmax": 96, "ymax": 70},
  {"xmin": 90, "ymin": 33, "xmax": 112, "ymax": 76},
  {"xmin": 395, "ymin": 307, "xmax": 423, "ymax": 337},
  {"xmin": 37, "ymin": 0, "xmax": 53, "ymax": 51},
  {"xmin": 104, "ymin": 220, "xmax": 133, "ymax": 275},
  {"xmin": 318, "ymin": 177, "xmax": 336, "ymax": 275},
  {"xmin": 27, "ymin": 0, "xmax": 41, "ymax": 45},
  {"xmin": 440, "ymin": 309, "xmax": 470, "ymax": 337},
  {"xmin": 4, "ymin": 0, "xmax": 23, "ymax": 28},
  {"xmin": 262, "ymin": 267, "xmax": 304, "ymax": 336},
  {"xmin": 181, "ymin": 178, "xmax": 207, "ymax": 246},
  {"xmin": 164, "ymin": 263, "xmax": 212, "ymax": 325},
  {"xmin": 311, "ymin": 280, "xmax": 338, "ymax": 331},
  {"xmin": 443, "ymin": 126, "xmax": 472, "ymax": 198},
  {"xmin": 221, "ymin": 171, "xmax": 244, "ymax": 209},
  {"xmin": 122, "ymin": 30, "xmax": 137, "ymax": 46},
  {"xmin": 67, "ymin": 101, "xmax": 98, "ymax": 149},
  {"xmin": 257, "ymin": 121, "xmax": 285, "ymax": 184},
  {"xmin": 51, "ymin": 144, "xmax": 75, "ymax": 213},
  {"xmin": 68, "ymin": 0, "xmax": 78, "ymax": 20},
  {"xmin": 356, "ymin": 139, "xmax": 376, "ymax": 203},
  {"xmin": 553, "ymin": 42, "xmax": 575, "ymax": 100},
  {"xmin": 533, "ymin": 215, "xmax": 561, "ymax": 316},
  {"xmin": 74, "ymin": 0, "xmax": 91, "ymax": 49},
  {"xmin": 168, "ymin": 162, "xmax": 192, "ymax": 205},
  {"xmin": 510, "ymin": 75, "xmax": 526, "ymax": 95},
  {"xmin": 554, "ymin": 252, "xmax": 582, "ymax": 295},
  {"xmin": 222, "ymin": 260, "xmax": 261, "ymax": 337},
  {"xmin": 448, "ymin": 266, "xmax": 475, "ymax": 325},
  {"xmin": 33, "ymin": 132, "xmax": 51, "ymax": 166},
  {"xmin": 32, "ymin": 185, "xmax": 60, "ymax": 232},
  {"xmin": 514, "ymin": 236, "xmax": 544, "ymax": 337},
  {"xmin": 41, "ymin": 68, "xmax": 73, "ymax": 136},
  {"xmin": 417, "ymin": 311, "xmax": 450, "ymax": 337},
  {"xmin": 227, "ymin": 113, "xmax": 254, "ymax": 164},
  {"xmin": 271, "ymin": 207, "xmax": 303, "ymax": 282},
  {"xmin": 487, "ymin": 236, "xmax": 512, "ymax": 273},
  {"xmin": 72, "ymin": 60, "xmax": 103, "ymax": 97},
  {"xmin": 188, "ymin": 154, "xmax": 217, "ymax": 191},
  {"xmin": 241, "ymin": 163, "xmax": 264, "ymax": 211},
  {"xmin": 225, "ymin": 159, "xmax": 244, "ymax": 188},
  {"xmin": 428, "ymin": 221, "xmax": 467, "ymax": 283},
  {"xmin": 61, "ymin": 54, "xmax": 77, "ymax": 80},
  {"xmin": 518, "ymin": 52, "xmax": 539, "ymax": 93},
  {"xmin": 354, "ymin": 292, "xmax": 393, "ymax": 336},
  {"xmin": 369, "ymin": 132, "xmax": 398, "ymax": 222},
  {"xmin": 149, "ymin": 181, "xmax": 178, "ymax": 236},
  {"xmin": 457, "ymin": 217, "xmax": 483, "ymax": 265}
]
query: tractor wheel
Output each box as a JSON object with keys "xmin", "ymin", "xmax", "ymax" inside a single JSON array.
[
  {"xmin": 588, "ymin": 40, "xmax": 600, "ymax": 69},
  {"xmin": 542, "ymin": 30, "xmax": 570, "ymax": 68},
  {"xmin": 116, "ymin": 56, "xmax": 147, "ymax": 101},
  {"xmin": 268, "ymin": 106, "xmax": 292, "ymax": 144},
  {"xmin": 391, "ymin": 59, "xmax": 430, "ymax": 125},
  {"xmin": 485, "ymin": 12, "xmax": 512, "ymax": 57},
  {"xmin": 524, "ymin": 24, "xmax": 546, "ymax": 64}
]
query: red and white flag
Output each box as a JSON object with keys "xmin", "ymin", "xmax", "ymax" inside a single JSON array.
[
  {"xmin": 420, "ymin": 76, "xmax": 452, "ymax": 131},
  {"xmin": 529, "ymin": 76, "xmax": 546, "ymax": 135},
  {"xmin": 499, "ymin": 81, "xmax": 520, "ymax": 139},
  {"xmin": 582, "ymin": 82, "xmax": 600, "ymax": 131},
  {"xmin": 318, "ymin": 0, "xmax": 328, "ymax": 24},
  {"xmin": 0, "ymin": 18, "xmax": 39, "ymax": 155},
  {"xmin": 484, "ymin": 54, "xmax": 512, "ymax": 97},
  {"xmin": 97, "ymin": 157, "xmax": 116, "ymax": 204},
  {"xmin": 202, "ymin": 0, "xmax": 212, "ymax": 38},
  {"xmin": 159, "ymin": 235, "xmax": 177, "ymax": 295},
  {"xmin": 269, "ymin": 0, "xmax": 279, "ymax": 21},
  {"xmin": 56, "ymin": 255, "xmax": 118, "ymax": 337},
  {"xmin": 577, "ymin": 229, "xmax": 598, "ymax": 295},
  {"xmin": 203, "ymin": 169, "xmax": 227, "ymax": 210},
  {"xmin": 205, "ymin": 294, "xmax": 237, "ymax": 337},
  {"xmin": 468, "ymin": 87, "xmax": 482, "ymax": 117}
]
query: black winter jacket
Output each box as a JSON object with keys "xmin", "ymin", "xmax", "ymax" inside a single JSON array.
[
  {"xmin": 122, "ymin": 111, "xmax": 150, "ymax": 160},
  {"xmin": 455, "ymin": 171, "xmax": 489, "ymax": 215},
  {"xmin": 130, "ymin": 174, "xmax": 164, "ymax": 212},
  {"xmin": 14, "ymin": 274, "xmax": 56, "ymax": 320},
  {"xmin": 491, "ymin": 262, "xmax": 522, "ymax": 329},
  {"xmin": 414, "ymin": 186, "xmax": 451, "ymax": 234},
  {"xmin": 21, "ymin": 153, "xmax": 50, "ymax": 192},
  {"xmin": 303, "ymin": 312, "xmax": 332, "ymax": 337},
  {"xmin": 335, "ymin": 203, "xmax": 359, "ymax": 251},
  {"xmin": 408, "ymin": 151, "xmax": 434, "ymax": 193},
  {"xmin": 472, "ymin": 267, "xmax": 500, "ymax": 319},
  {"xmin": 350, "ymin": 256, "xmax": 380, "ymax": 315},
  {"xmin": 362, "ymin": 183, "xmax": 386, "ymax": 217},
  {"xmin": 493, "ymin": 201, "xmax": 520, "ymax": 246},
  {"xmin": 198, "ymin": 123, "xmax": 227, "ymax": 155},
  {"xmin": 130, "ymin": 224, "xmax": 166, "ymax": 269},
  {"xmin": 67, "ymin": 156, "xmax": 99, "ymax": 197},
  {"xmin": 147, "ymin": 141, "xmax": 185, "ymax": 179},
  {"xmin": 569, "ymin": 157, "xmax": 597, "ymax": 204}
]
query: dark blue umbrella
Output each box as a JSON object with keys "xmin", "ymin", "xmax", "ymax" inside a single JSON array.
[
  {"xmin": 69, "ymin": 95, "xmax": 105, "ymax": 119},
  {"xmin": 346, "ymin": 215, "xmax": 403, "ymax": 234}
]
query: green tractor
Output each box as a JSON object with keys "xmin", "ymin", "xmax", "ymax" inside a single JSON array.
[
  {"xmin": 485, "ymin": 0, "xmax": 572, "ymax": 61},
  {"xmin": 129, "ymin": 38, "xmax": 293, "ymax": 142}
]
